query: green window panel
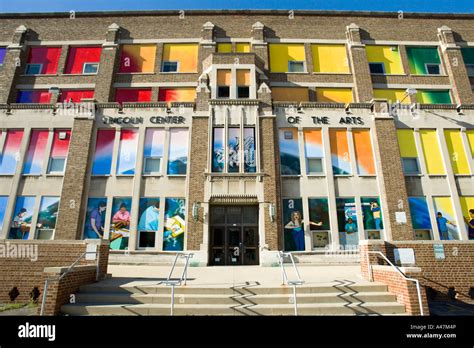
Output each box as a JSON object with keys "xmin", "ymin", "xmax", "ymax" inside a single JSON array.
[
  {"xmin": 416, "ymin": 90, "xmax": 451, "ymax": 104},
  {"xmin": 461, "ymin": 47, "xmax": 474, "ymax": 65},
  {"xmin": 406, "ymin": 47, "xmax": 441, "ymax": 75}
]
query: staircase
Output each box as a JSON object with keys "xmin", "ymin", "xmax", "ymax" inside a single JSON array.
[{"xmin": 62, "ymin": 279, "xmax": 406, "ymax": 315}]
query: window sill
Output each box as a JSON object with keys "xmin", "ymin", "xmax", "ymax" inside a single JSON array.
[
  {"xmin": 91, "ymin": 174, "xmax": 112, "ymax": 177},
  {"xmin": 159, "ymin": 71, "xmax": 198, "ymax": 74},
  {"xmin": 404, "ymin": 173, "xmax": 423, "ymax": 177},
  {"xmin": 45, "ymin": 173, "xmax": 64, "ymax": 177},
  {"xmin": 312, "ymin": 72, "xmax": 351, "ymax": 75},
  {"xmin": 306, "ymin": 174, "xmax": 326, "ymax": 177},
  {"xmin": 281, "ymin": 175, "xmax": 302, "ymax": 178},
  {"xmin": 358, "ymin": 174, "xmax": 377, "ymax": 178},
  {"xmin": 409, "ymin": 74, "xmax": 448, "ymax": 77},
  {"xmin": 0, "ymin": 174, "xmax": 14, "ymax": 177},
  {"xmin": 61, "ymin": 73, "xmax": 98, "ymax": 76},
  {"xmin": 22, "ymin": 174, "xmax": 42, "ymax": 177},
  {"xmin": 116, "ymin": 72, "xmax": 156, "ymax": 75},
  {"xmin": 427, "ymin": 174, "xmax": 447, "ymax": 177},
  {"xmin": 20, "ymin": 74, "xmax": 59, "ymax": 77},
  {"xmin": 115, "ymin": 174, "xmax": 135, "ymax": 177},
  {"xmin": 454, "ymin": 174, "xmax": 472, "ymax": 177},
  {"xmin": 167, "ymin": 174, "xmax": 187, "ymax": 177},
  {"xmin": 142, "ymin": 174, "xmax": 163, "ymax": 177},
  {"xmin": 271, "ymin": 71, "xmax": 309, "ymax": 74},
  {"xmin": 333, "ymin": 174, "xmax": 353, "ymax": 177}
]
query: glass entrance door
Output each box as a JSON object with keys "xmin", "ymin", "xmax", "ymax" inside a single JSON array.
[{"xmin": 210, "ymin": 206, "xmax": 259, "ymax": 266}]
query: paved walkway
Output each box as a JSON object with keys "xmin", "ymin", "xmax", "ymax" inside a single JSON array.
[{"xmin": 108, "ymin": 264, "xmax": 370, "ymax": 287}]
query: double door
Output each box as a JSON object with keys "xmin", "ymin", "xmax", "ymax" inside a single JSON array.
[{"xmin": 209, "ymin": 206, "xmax": 259, "ymax": 265}]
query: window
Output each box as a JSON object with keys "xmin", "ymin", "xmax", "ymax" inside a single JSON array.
[
  {"xmin": 304, "ymin": 129, "xmax": 324, "ymax": 174},
  {"xmin": 279, "ymin": 128, "xmax": 300, "ymax": 175},
  {"xmin": 59, "ymin": 90, "xmax": 94, "ymax": 103},
  {"xmin": 316, "ymin": 88, "xmax": 353, "ymax": 103},
  {"xmin": 237, "ymin": 87, "xmax": 249, "ymax": 98},
  {"xmin": 115, "ymin": 88, "xmax": 152, "ymax": 104},
  {"xmin": 312, "ymin": 44, "xmax": 349, "ymax": 73},
  {"xmin": 167, "ymin": 128, "xmax": 189, "ymax": 175},
  {"xmin": 25, "ymin": 63, "xmax": 42, "ymax": 75},
  {"xmin": 217, "ymin": 43, "xmax": 232, "ymax": 53},
  {"xmin": 336, "ymin": 197, "xmax": 358, "ymax": 247},
  {"xmin": 425, "ymin": 63, "xmax": 441, "ymax": 75},
  {"xmin": 217, "ymin": 69, "xmax": 231, "ymax": 99},
  {"xmin": 308, "ymin": 198, "xmax": 330, "ymax": 249},
  {"xmin": 91, "ymin": 129, "xmax": 115, "ymax": 175},
  {"xmin": 416, "ymin": 90, "xmax": 452, "ymax": 104},
  {"xmin": 84, "ymin": 197, "xmax": 108, "ymax": 239},
  {"xmin": 269, "ymin": 44, "xmax": 306, "ymax": 73},
  {"xmin": 217, "ymin": 86, "xmax": 230, "ymax": 98},
  {"xmin": 228, "ymin": 128, "xmax": 240, "ymax": 172},
  {"xmin": 23, "ymin": 130, "xmax": 49, "ymax": 175},
  {"xmin": 408, "ymin": 197, "xmax": 432, "ymax": 240},
  {"xmin": 461, "ymin": 48, "xmax": 474, "ymax": 77},
  {"xmin": 0, "ymin": 130, "xmax": 24, "ymax": 175},
  {"xmin": 353, "ymin": 129, "xmax": 376, "ymax": 175},
  {"xmin": 162, "ymin": 44, "xmax": 198, "ymax": 73},
  {"xmin": 119, "ymin": 44, "xmax": 156, "ymax": 73},
  {"xmin": 444, "ymin": 130, "xmax": 470, "ymax": 175},
  {"xmin": 282, "ymin": 198, "xmax": 305, "ymax": 251},
  {"xmin": 64, "ymin": 46, "xmax": 102, "ymax": 74},
  {"xmin": 0, "ymin": 47, "xmax": 6, "ymax": 65},
  {"xmin": 466, "ymin": 65, "xmax": 474, "ymax": 76},
  {"xmin": 47, "ymin": 130, "xmax": 71, "ymax": 174},
  {"xmin": 361, "ymin": 197, "xmax": 383, "ymax": 239},
  {"xmin": 138, "ymin": 198, "xmax": 160, "ymax": 248},
  {"xmin": 143, "ymin": 129, "xmax": 165, "ymax": 175},
  {"xmin": 460, "ymin": 196, "xmax": 474, "ymax": 241},
  {"xmin": 161, "ymin": 61, "xmax": 178, "ymax": 72},
  {"xmin": 110, "ymin": 197, "xmax": 132, "ymax": 250},
  {"xmin": 36, "ymin": 196, "xmax": 60, "ymax": 240},
  {"xmin": 419, "ymin": 129, "xmax": 446, "ymax": 175},
  {"xmin": 402, "ymin": 158, "xmax": 420, "ymax": 174},
  {"xmin": 9, "ymin": 196, "xmax": 35, "ymax": 240},
  {"xmin": 163, "ymin": 198, "xmax": 186, "ymax": 251},
  {"xmin": 244, "ymin": 128, "xmax": 256, "ymax": 173},
  {"xmin": 237, "ymin": 69, "xmax": 250, "ymax": 99},
  {"xmin": 369, "ymin": 62, "xmax": 385, "ymax": 74},
  {"xmin": 83, "ymin": 63, "xmax": 99, "ymax": 74},
  {"xmin": 0, "ymin": 196, "xmax": 8, "ymax": 231},
  {"xmin": 116, "ymin": 129, "xmax": 139, "ymax": 175},
  {"xmin": 212, "ymin": 128, "xmax": 224, "ymax": 173},
  {"xmin": 26, "ymin": 47, "xmax": 61, "ymax": 75},
  {"xmin": 158, "ymin": 88, "xmax": 196, "ymax": 103},
  {"xmin": 288, "ymin": 61, "xmax": 305, "ymax": 72},
  {"xmin": 17, "ymin": 90, "xmax": 51, "ymax": 104},
  {"xmin": 433, "ymin": 197, "xmax": 459, "ymax": 240},
  {"xmin": 329, "ymin": 129, "xmax": 351, "ymax": 175}
]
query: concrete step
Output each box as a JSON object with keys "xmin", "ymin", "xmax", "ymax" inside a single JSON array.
[
  {"xmin": 78, "ymin": 283, "xmax": 389, "ymax": 295},
  {"xmin": 61, "ymin": 301, "xmax": 405, "ymax": 316},
  {"xmin": 74, "ymin": 291, "xmax": 397, "ymax": 305}
]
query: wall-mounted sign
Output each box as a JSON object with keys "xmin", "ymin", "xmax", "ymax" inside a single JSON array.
[
  {"xmin": 394, "ymin": 248, "xmax": 416, "ymax": 266},
  {"xmin": 102, "ymin": 116, "xmax": 186, "ymax": 125},
  {"xmin": 433, "ymin": 244, "xmax": 445, "ymax": 260},
  {"xmin": 286, "ymin": 116, "xmax": 364, "ymax": 125},
  {"xmin": 395, "ymin": 211, "xmax": 407, "ymax": 224}
]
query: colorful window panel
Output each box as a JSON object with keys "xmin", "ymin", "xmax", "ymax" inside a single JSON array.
[
  {"xmin": 365, "ymin": 45, "xmax": 404, "ymax": 75},
  {"xmin": 116, "ymin": 129, "xmax": 139, "ymax": 175},
  {"xmin": 236, "ymin": 43, "xmax": 250, "ymax": 53},
  {"xmin": 467, "ymin": 130, "xmax": 474, "ymax": 158},
  {"xmin": 143, "ymin": 129, "xmax": 165, "ymax": 174},
  {"xmin": 373, "ymin": 89, "xmax": 409, "ymax": 104},
  {"xmin": 361, "ymin": 197, "xmax": 383, "ymax": 231},
  {"xmin": 48, "ymin": 129, "xmax": 71, "ymax": 174},
  {"xmin": 0, "ymin": 130, "xmax": 24, "ymax": 175},
  {"xmin": 397, "ymin": 129, "xmax": 418, "ymax": 158},
  {"xmin": 283, "ymin": 198, "xmax": 305, "ymax": 251},
  {"xmin": 308, "ymin": 198, "xmax": 330, "ymax": 231},
  {"xmin": 329, "ymin": 129, "xmax": 351, "ymax": 175},
  {"xmin": 23, "ymin": 130, "xmax": 49, "ymax": 175},
  {"xmin": 217, "ymin": 43, "xmax": 232, "ymax": 53},
  {"xmin": 459, "ymin": 196, "xmax": 474, "ymax": 240},
  {"xmin": 0, "ymin": 196, "xmax": 8, "ymax": 231},
  {"xmin": 316, "ymin": 88, "xmax": 353, "ymax": 103},
  {"xmin": 36, "ymin": 196, "xmax": 60, "ymax": 240},
  {"xmin": 279, "ymin": 128, "xmax": 300, "ymax": 175},
  {"xmin": 237, "ymin": 70, "xmax": 250, "ymax": 86},
  {"xmin": 59, "ymin": 90, "xmax": 94, "ymax": 103},
  {"xmin": 244, "ymin": 128, "xmax": 256, "ymax": 173},
  {"xmin": 269, "ymin": 44, "xmax": 306, "ymax": 73},
  {"xmin": 17, "ymin": 90, "xmax": 51, "ymax": 103},
  {"xmin": 92, "ymin": 129, "xmax": 116, "ymax": 175},
  {"xmin": 212, "ymin": 127, "xmax": 224, "ymax": 173},
  {"xmin": 416, "ymin": 90, "xmax": 452, "ymax": 104},
  {"xmin": 84, "ymin": 197, "xmax": 107, "ymax": 239},
  {"xmin": 167, "ymin": 128, "xmax": 189, "ymax": 175},
  {"xmin": 64, "ymin": 46, "xmax": 101, "ymax": 74},
  {"xmin": 444, "ymin": 130, "xmax": 470, "ymax": 175},
  {"xmin": 433, "ymin": 196, "xmax": 459, "ymax": 240},
  {"xmin": 0, "ymin": 47, "xmax": 6, "ymax": 65},
  {"xmin": 163, "ymin": 198, "xmax": 186, "ymax": 251},
  {"xmin": 272, "ymin": 87, "xmax": 309, "ymax": 102},
  {"xmin": 26, "ymin": 47, "xmax": 62, "ymax": 74},
  {"xmin": 419, "ymin": 130, "xmax": 446, "ymax": 175},
  {"xmin": 312, "ymin": 44, "xmax": 349, "ymax": 73},
  {"xmin": 228, "ymin": 128, "xmax": 240, "ymax": 173},
  {"xmin": 304, "ymin": 129, "xmax": 324, "ymax": 174},
  {"xmin": 162, "ymin": 44, "xmax": 198, "ymax": 73},
  {"xmin": 352, "ymin": 129, "xmax": 376, "ymax": 175},
  {"xmin": 110, "ymin": 197, "xmax": 132, "ymax": 250},
  {"xmin": 408, "ymin": 197, "xmax": 432, "ymax": 230},
  {"xmin": 406, "ymin": 47, "xmax": 442, "ymax": 75},
  {"xmin": 336, "ymin": 197, "xmax": 358, "ymax": 246},
  {"xmin": 461, "ymin": 48, "xmax": 474, "ymax": 75},
  {"xmin": 119, "ymin": 44, "xmax": 156, "ymax": 73},
  {"xmin": 115, "ymin": 88, "xmax": 152, "ymax": 104},
  {"xmin": 158, "ymin": 88, "xmax": 196, "ymax": 103},
  {"xmin": 9, "ymin": 196, "xmax": 35, "ymax": 240}
]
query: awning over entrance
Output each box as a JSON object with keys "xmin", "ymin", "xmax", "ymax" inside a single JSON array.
[{"xmin": 209, "ymin": 194, "xmax": 258, "ymax": 205}]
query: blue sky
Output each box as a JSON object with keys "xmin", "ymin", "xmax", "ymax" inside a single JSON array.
[{"xmin": 0, "ymin": 0, "xmax": 473, "ymax": 14}]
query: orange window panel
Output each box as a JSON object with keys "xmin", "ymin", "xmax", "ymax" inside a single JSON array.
[
  {"xmin": 237, "ymin": 70, "xmax": 250, "ymax": 86},
  {"xmin": 217, "ymin": 70, "xmax": 232, "ymax": 86},
  {"xmin": 352, "ymin": 129, "xmax": 376, "ymax": 175}
]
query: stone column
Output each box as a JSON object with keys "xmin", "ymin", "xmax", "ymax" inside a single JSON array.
[
  {"xmin": 54, "ymin": 114, "xmax": 95, "ymax": 240},
  {"xmin": 346, "ymin": 23, "xmax": 373, "ymax": 103},
  {"xmin": 437, "ymin": 26, "xmax": 474, "ymax": 104},
  {"xmin": 252, "ymin": 22, "xmax": 269, "ymax": 71},
  {"xmin": 94, "ymin": 23, "xmax": 121, "ymax": 102},
  {"xmin": 0, "ymin": 25, "xmax": 28, "ymax": 103},
  {"xmin": 371, "ymin": 99, "xmax": 415, "ymax": 241},
  {"xmin": 198, "ymin": 22, "xmax": 215, "ymax": 75}
]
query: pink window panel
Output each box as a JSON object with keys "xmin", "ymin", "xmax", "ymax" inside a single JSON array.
[{"xmin": 27, "ymin": 47, "xmax": 62, "ymax": 74}]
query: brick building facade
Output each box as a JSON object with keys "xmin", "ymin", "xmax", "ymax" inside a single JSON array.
[{"xmin": 0, "ymin": 10, "xmax": 473, "ymax": 267}]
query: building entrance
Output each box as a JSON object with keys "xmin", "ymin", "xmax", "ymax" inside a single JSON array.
[{"xmin": 209, "ymin": 206, "xmax": 259, "ymax": 265}]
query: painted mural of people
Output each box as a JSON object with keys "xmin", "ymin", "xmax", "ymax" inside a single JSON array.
[
  {"xmin": 112, "ymin": 203, "xmax": 131, "ymax": 230},
  {"xmin": 10, "ymin": 208, "xmax": 30, "ymax": 239},
  {"xmin": 464, "ymin": 208, "xmax": 474, "ymax": 240},
  {"xmin": 345, "ymin": 217, "xmax": 357, "ymax": 233},
  {"xmin": 86, "ymin": 201, "xmax": 106, "ymax": 239},
  {"xmin": 436, "ymin": 212, "xmax": 456, "ymax": 240},
  {"xmin": 285, "ymin": 211, "xmax": 323, "ymax": 251},
  {"xmin": 370, "ymin": 201, "xmax": 382, "ymax": 230},
  {"xmin": 138, "ymin": 201, "xmax": 160, "ymax": 232}
]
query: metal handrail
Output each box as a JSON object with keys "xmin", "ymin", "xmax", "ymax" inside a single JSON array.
[
  {"xmin": 160, "ymin": 252, "xmax": 194, "ymax": 316},
  {"xmin": 366, "ymin": 251, "xmax": 424, "ymax": 316},
  {"xmin": 277, "ymin": 251, "xmax": 304, "ymax": 316},
  {"xmin": 40, "ymin": 250, "xmax": 99, "ymax": 316}
]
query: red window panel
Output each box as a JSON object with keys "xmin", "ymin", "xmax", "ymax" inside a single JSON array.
[
  {"xmin": 115, "ymin": 88, "xmax": 152, "ymax": 104},
  {"xmin": 59, "ymin": 90, "xmax": 94, "ymax": 103},
  {"xmin": 50, "ymin": 130, "xmax": 71, "ymax": 158},
  {"xmin": 64, "ymin": 47, "xmax": 102, "ymax": 74},
  {"xmin": 27, "ymin": 47, "xmax": 62, "ymax": 74}
]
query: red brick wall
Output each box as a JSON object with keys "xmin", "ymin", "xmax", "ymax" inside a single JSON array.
[{"xmin": 0, "ymin": 240, "xmax": 109, "ymax": 303}]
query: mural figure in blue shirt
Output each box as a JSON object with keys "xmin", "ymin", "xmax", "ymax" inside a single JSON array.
[
  {"xmin": 465, "ymin": 209, "xmax": 474, "ymax": 240},
  {"xmin": 86, "ymin": 201, "xmax": 106, "ymax": 239},
  {"xmin": 370, "ymin": 201, "xmax": 382, "ymax": 230},
  {"xmin": 284, "ymin": 211, "xmax": 322, "ymax": 251},
  {"xmin": 345, "ymin": 218, "xmax": 357, "ymax": 234},
  {"xmin": 138, "ymin": 202, "xmax": 160, "ymax": 232},
  {"xmin": 436, "ymin": 212, "xmax": 456, "ymax": 240}
]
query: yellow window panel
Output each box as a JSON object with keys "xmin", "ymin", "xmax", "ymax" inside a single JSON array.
[
  {"xmin": 419, "ymin": 129, "xmax": 446, "ymax": 175},
  {"xmin": 163, "ymin": 44, "xmax": 198, "ymax": 73},
  {"xmin": 236, "ymin": 43, "xmax": 250, "ymax": 53},
  {"xmin": 237, "ymin": 69, "xmax": 251, "ymax": 86},
  {"xmin": 459, "ymin": 196, "xmax": 474, "ymax": 231},
  {"xmin": 312, "ymin": 44, "xmax": 349, "ymax": 73},
  {"xmin": 373, "ymin": 89, "xmax": 409, "ymax": 104},
  {"xmin": 396, "ymin": 129, "xmax": 418, "ymax": 158},
  {"xmin": 269, "ymin": 44, "xmax": 306, "ymax": 72},
  {"xmin": 217, "ymin": 43, "xmax": 232, "ymax": 53},
  {"xmin": 444, "ymin": 130, "xmax": 470, "ymax": 175},
  {"xmin": 121, "ymin": 44, "xmax": 157, "ymax": 73},
  {"xmin": 272, "ymin": 87, "xmax": 309, "ymax": 102},
  {"xmin": 466, "ymin": 130, "xmax": 474, "ymax": 158},
  {"xmin": 316, "ymin": 88, "xmax": 353, "ymax": 103},
  {"xmin": 217, "ymin": 69, "xmax": 231, "ymax": 86},
  {"xmin": 366, "ymin": 45, "xmax": 404, "ymax": 75}
]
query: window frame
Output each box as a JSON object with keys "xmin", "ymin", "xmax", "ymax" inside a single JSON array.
[
  {"xmin": 25, "ymin": 63, "xmax": 43, "ymax": 75},
  {"xmin": 287, "ymin": 60, "xmax": 306, "ymax": 73},
  {"xmin": 217, "ymin": 86, "xmax": 230, "ymax": 99},
  {"xmin": 306, "ymin": 157, "xmax": 324, "ymax": 175},
  {"xmin": 425, "ymin": 63, "xmax": 441, "ymax": 75},
  {"xmin": 368, "ymin": 62, "xmax": 386, "ymax": 75},
  {"xmin": 47, "ymin": 156, "xmax": 67, "ymax": 175},
  {"xmin": 161, "ymin": 61, "xmax": 179, "ymax": 73},
  {"xmin": 465, "ymin": 64, "xmax": 474, "ymax": 77},
  {"xmin": 143, "ymin": 156, "xmax": 162, "ymax": 175},
  {"xmin": 402, "ymin": 157, "xmax": 421, "ymax": 175},
  {"xmin": 82, "ymin": 62, "xmax": 99, "ymax": 75},
  {"xmin": 237, "ymin": 86, "xmax": 250, "ymax": 99}
]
